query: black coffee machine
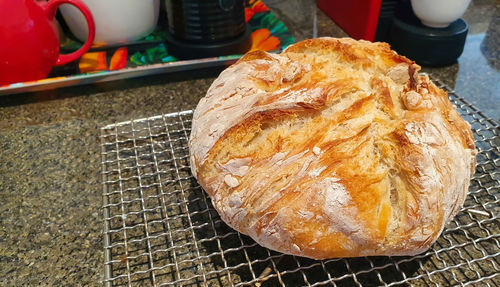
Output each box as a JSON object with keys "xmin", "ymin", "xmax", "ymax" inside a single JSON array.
[{"xmin": 165, "ymin": 0, "xmax": 252, "ymax": 59}]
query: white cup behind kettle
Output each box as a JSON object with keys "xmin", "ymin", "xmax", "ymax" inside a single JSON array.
[{"xmin": 60, "ymin": 0, "xmax": 160, "ymax": 45}]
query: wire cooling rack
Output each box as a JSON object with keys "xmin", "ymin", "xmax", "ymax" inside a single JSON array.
[{"xmin": 100, "ymin": 78, "xmax": 499, "ymax": 287}]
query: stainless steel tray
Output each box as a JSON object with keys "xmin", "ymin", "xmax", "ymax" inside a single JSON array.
[
  {"xmin": 0, "ymin": 57, "xmax": 237, "ymax": 96},
  {"xmin": 99, "ymin": 77, "xmax": 500, "ymax": 286}
]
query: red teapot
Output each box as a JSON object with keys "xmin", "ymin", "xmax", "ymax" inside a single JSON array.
[{"xmin": 0, "ymin": 0, "xmax": 95, "ymax": 85}]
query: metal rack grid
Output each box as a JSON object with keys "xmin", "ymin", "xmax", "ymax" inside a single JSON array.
[{"xmin": 100, "ymin": 78, "xmax": 500, "ymax": 287}]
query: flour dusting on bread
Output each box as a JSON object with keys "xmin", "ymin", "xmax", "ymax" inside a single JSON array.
[{"xmin": 189, "ymin": 37, "xmax": 477, "ymax": 259}]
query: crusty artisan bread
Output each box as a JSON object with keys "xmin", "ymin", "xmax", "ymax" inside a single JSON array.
[{"xmin": 188, "ymin": 37, "xmax": 477, "ymax": 259}]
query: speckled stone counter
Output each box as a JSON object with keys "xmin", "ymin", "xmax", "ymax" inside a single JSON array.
[{"xmin": 1, "ymin": 1, "xmax": 499, "ymax": 285}]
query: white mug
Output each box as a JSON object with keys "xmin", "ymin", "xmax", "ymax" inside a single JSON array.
[
  {"xmin": 410, "ymin": 0, "xmax": 471, "ymax": 28},
  {"xmin": 60, "ymin": 0, "xmax": 160, "ymax": 45}
]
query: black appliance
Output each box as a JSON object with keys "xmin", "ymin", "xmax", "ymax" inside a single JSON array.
[{"xmin": 165, "ymin": 0, "xmax": 252, "ymax": 59}]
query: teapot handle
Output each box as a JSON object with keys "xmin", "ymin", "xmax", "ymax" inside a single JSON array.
[{"xmin": 44, "ymin": 0, "xmax": 95, "ymax": 66}]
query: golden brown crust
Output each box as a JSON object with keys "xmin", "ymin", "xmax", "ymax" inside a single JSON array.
[{"xmin": 189, "ymin": 37, "xmax": 477, "ymax": 259}]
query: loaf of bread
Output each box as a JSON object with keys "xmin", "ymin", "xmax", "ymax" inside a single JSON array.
[{"xmin": 188, "ymin": 37, "xmax": 477, "ymax": 259}]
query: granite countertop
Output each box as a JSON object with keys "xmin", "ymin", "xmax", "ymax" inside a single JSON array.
[{"xmin": 1, "ymin": 0, "xmax": 499, "ymax": 285}]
